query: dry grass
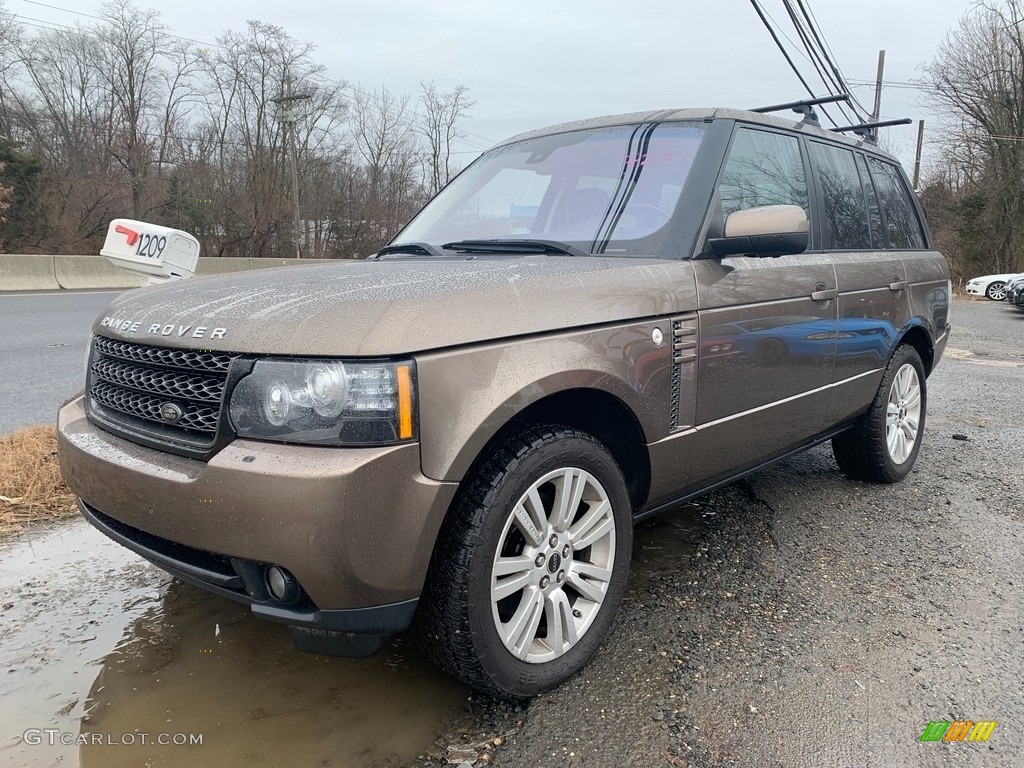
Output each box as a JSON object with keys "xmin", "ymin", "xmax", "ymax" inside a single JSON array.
[{"xmin": 0, "ymin": 425, "xmax": 77, "ymax": 537}]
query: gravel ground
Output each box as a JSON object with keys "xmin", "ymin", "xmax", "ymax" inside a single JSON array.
[{"xmin": 425, "ymin": 299, "xmax": 1023, "ymax": 768}]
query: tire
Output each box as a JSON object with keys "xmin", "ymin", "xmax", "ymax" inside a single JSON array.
[
  {"xmin": 832, "ymin": 344, "xmax": 927, "ymax": 483},
  {"xmin": 415, "ymin": 425, "xmax": 633, "ymax": 698},
  {"xmin": 985, "ymin": 281, "xmax": 1006, "ymax": 301}
]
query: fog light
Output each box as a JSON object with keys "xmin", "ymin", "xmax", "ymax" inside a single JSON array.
[{"xmin": 265, "ymin": 565, "xmax": 301, "ymax": 604}]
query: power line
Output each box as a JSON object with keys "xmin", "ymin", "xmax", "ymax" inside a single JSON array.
[
  {"xmin": 748, "ymin": 0, "xmax": 841, "ymax": 127},
  {"xmin": 21, "ymin": 0, "xmax": 220, "ymax": 47},
  {"xmin": 778, "ymin": 0, "xmax": 857, "ymax": 124},
  {"xmin": 793, "ymin": 0, "xmax": 873, "ymax": 121},
  {"xmin": 848, "ymin": 77, "xmax": 937, "ymax": 93}
]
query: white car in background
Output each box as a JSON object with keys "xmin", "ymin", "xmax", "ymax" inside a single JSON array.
[{"xmin": 965, "ymin": 273, "xmax": 1020, "ymax": 301}]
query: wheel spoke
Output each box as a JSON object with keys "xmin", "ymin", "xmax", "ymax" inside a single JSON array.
[
  {"xmin": 895, "ymin": 430, "xmax": 908, "ymax": 463},
  {"xmin": 512, "ymin": 491, "xmax": 547, "ymax": 547},
  {"xmin": 550, "ymin": 469, "xmax": 586, "ymax": 533},
  {"xmin": 570, "ymin": 560, "xmax": 613, "ymax": 585},
  {"xmin": 493, "ymin": 554, "xmax": 535, "ymax": 578},
  {"xmin": 503, "ymin": 587, "xmax": 544, "ymax": 659},
  {"xmin": 544, "ymin": 590, "xmax": 577, "ymax": 654},
  {"xmin": 901, "ymin": 418, "xmax": 918, "ymax": 441},
  {"xmin": 896, "ymin": 367, "xmax": 910, "ymax": 399},
  {"xmin": 569, "ymin": 499, "xmax": 611, "ymax": 547},
  {"xmin": 493, "ymin": 568, "xmax": 533, "ymax": 602},
  {"xmin": 905, "ymin": 389, "xmax": 921, "ymax": 410},
  {"xmin": 887, "ymin": 424, "xmax": 900, "ymax": 456},
  {"xmin": 567, "ymin": 565, "xmax": 606, "ymax": 603}
]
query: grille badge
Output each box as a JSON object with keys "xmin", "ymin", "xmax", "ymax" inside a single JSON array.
[{"xmin": 159, "ymin": 402, "xmax": 184, "ymax": 424}]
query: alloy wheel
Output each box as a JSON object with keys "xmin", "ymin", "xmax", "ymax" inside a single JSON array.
[
  {"xmin": 886, "ymin": 363, "xmax": 922, "ymax": 465},
  {"xmin": 490, "ymin": 467, "xmax": 615, "ymax": 664}
]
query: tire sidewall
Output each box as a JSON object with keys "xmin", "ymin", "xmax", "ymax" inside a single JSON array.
[
  {"xmin": 463, "ymin": 434, "xmax": 632, "ymax": 697},
  {"xmin": 878, "ymin": 346, "xmax": 927, "ymax": 480}
]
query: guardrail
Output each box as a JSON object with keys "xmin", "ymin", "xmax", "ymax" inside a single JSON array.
[{"xmin": 0, "ymin": 254, "xmax": 343, "ymax": 291}]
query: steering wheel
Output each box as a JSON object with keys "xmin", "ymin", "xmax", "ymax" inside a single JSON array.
[{"xmin": 623, "ymin": 203, "xmax": 671, "ymax": 229}]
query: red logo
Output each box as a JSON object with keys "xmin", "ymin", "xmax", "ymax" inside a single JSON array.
[{"xmin": 115, "ymin": 224, "xmax": 139, "ymax": 246}]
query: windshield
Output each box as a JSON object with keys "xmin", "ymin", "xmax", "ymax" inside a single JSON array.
[{"xmin": 392, "ymin": 122, "xmax": 706, "ymax": 255}]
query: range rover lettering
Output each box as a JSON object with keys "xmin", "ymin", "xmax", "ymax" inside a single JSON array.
[{"xmin": 58, "ymin": 102, "xmax": 951, "ymax": 697}]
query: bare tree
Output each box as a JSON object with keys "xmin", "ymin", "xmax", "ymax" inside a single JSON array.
[
  {"xmin": 349, "ymin": 86, "xmax": 423, "ymax": 251},
  {"xmin": 0, "ymin": 5, "xmax": 476, "ymax": 258},
  {"xmin": 923, "ymin": 0, "xmax": 1024, "ymax": 275},
  {"xmin": 418, "ymin": 81, "xmax": 474, "ymax": 195}
]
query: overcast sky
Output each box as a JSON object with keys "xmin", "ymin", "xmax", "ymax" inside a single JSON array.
[{"xmin": 19, "ymin": 0, "xmax": 970, "ymax": 172}]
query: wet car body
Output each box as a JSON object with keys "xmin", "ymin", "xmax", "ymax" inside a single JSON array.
[{"xmin": 59, "ymin": 107, "xmax": 950, "ymax": 695}]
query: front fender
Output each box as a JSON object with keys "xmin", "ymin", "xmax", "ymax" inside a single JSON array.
[{"xmin": 415, "ymin": 320, "xmax": 675, "ymax": 483}]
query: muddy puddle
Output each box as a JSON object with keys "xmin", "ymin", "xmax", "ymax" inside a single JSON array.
[{"xmin": 0, "ymin": 521, "xmax": 469, "ymax": 767}]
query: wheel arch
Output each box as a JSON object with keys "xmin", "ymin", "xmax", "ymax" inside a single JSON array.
[
  {"xmin": 896, "ymin": 323, "xmax": 935, "ymax": 375},
  {"xmin": 496, "ymin": 388, "xmax": 652, "ymax": 513}
]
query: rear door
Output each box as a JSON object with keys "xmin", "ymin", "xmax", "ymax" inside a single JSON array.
[
  {"xmin": 867, "ymin": 157, "xmax": 950, "ymax": 352},
  {"xmin": 806, "ymin": 141, "xmax": 911, "ymax": 427},
  {"xmin": 688, "ymin": 125, "xmax": 838, "ymax": 487}
]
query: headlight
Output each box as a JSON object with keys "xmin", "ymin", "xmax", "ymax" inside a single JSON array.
[{"xmin": 229, "ymin": 358, "xmax": 416, "ymax": 445}]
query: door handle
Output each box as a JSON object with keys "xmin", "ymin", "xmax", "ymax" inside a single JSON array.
[
  {"xmin": 889, "ymin": 280, "xmax": 909, "ymax": 292},
  {"xmin": 810, "ymin": 288, "xmax": 838, "ymax": 302}
]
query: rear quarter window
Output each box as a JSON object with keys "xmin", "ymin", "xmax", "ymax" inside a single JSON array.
[{"xmin": 867, "ymin": 158, "xmax": 927, "ymax": 249}]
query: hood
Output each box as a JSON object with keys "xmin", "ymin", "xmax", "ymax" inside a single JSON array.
[{"xmin": 93, "ymin": 256, "xmax": 697, "ymax": 356}]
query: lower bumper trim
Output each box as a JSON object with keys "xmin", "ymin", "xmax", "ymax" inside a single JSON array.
[{"xmin": 79, "ymin": 498, "xmax": 419, "ymax": 638}]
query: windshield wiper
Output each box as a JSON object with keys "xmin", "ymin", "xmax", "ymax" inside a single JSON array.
[
  {"xmin": 441, "ymin": 239, "xmax": 591, "ymax": 257},
  {"xmin": 372, "ymin": 241, "xmax": 447, "ymax": 259}
]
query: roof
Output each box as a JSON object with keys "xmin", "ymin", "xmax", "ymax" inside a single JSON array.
[{"xmin": 496, "ymin": 107, "xmax": 899, "ymax": 162}]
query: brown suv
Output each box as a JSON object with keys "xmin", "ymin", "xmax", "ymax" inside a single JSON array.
[{"xmin": 58, "ymin": 105, "xmax": 950, "ymax": 698}]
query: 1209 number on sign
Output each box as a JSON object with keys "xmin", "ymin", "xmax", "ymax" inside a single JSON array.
[{"xmin": 135, "ymin": 233, "xmax": 167, "ymax": 260}]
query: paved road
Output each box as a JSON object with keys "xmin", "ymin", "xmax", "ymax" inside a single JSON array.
[{"xmin": 0, "ymin": 291, "xmax": 121, "ymax": 434}]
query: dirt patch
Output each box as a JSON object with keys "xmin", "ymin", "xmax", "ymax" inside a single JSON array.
[{"xmin": 0, "ymin": 425, "xmax": 76, "ymax": 537}]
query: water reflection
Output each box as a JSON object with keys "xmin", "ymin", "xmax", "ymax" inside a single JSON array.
[
  {"xmin": 702, "ymin": 314, "xmax": 896, "ymax": 368},
  {"xmin": 78, "ymin": 579, "xmax": 468, "ymax": 767}
]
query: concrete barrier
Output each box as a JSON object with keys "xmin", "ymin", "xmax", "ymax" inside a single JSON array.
[
  {"xmin": 0, "ymin": 254, "xmax": 59, "ymax": 291},
  {"xmin": 0, "ymin": 254, "xmax": 354, "ymax": 291},
  {"xmin": 249, "ymin": 258, "xmax": 345, "ymax": 270},
  {"xmin": 54, "ymin": 255, "xmax": 147, "ymax": 290},
  {"xmin": 195, "ymin": 257, "xmax": 250, "ymax": 276}
]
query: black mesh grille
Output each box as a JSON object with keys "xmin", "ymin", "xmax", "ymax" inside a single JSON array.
[
  {"xmin": 91, "ymin": 380, "xmax": 221, "ymax": 432},
  {"xmin": 94, "ymin": 336, "xmax": 233, "ymax": 373},
  {"xmin": 87, "ymin": 335, "xmax": 238, "ymax": 453},
  {"xmin": 91, "ymin": 357, "xmax": 225, "ymax": 404}
]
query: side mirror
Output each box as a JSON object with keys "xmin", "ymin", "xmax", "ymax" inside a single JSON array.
[{"xmin": 707, "ymin": 204, "xmax": 809, "ymax": 258}]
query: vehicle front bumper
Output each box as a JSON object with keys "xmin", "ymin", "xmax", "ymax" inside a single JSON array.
[
  {"xmin": 57, "ymin": 395, "xmax": 458, "ymax": 652},
  {"xmin": 965, "ymin": 283, "xmax": 984, "ymax": 296}
]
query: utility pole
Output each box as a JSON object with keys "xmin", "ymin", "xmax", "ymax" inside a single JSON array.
[
  {"xmin": 271, "ymin": 71, "xmax": 311, "ymax": 258},
  {"xmin": 913, "ymin": 120, "xmax": 925, "ymax": 189},
  {"xmin": 871, "ymin": 50, "xmax": 886, "ymax": 143}
]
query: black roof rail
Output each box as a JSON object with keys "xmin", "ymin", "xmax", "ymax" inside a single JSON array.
[
  {"xmin": 750, "ymin": 94, "xmax": 852, "ymax": 127},
  {"xmin": 832, "ymin": 117, "xmax": 912, "ymax": 143}
]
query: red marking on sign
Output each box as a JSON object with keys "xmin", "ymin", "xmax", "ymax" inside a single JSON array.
[{"xmin": 115, "ymin": 224, "xmax": 139, "ymax": 246}]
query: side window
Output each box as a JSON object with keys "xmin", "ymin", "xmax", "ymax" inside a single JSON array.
[
  {"xmin": 855, "ymin": 154, "xmax": 885, "ymax": 249},
  {"xmin": 868, "ymin": 159, "xmax": 926, "ymax": 249},
  {"xmin": 718, "ymin": 128, "xmax": 809, "ymax": 218},
  {"xmin": 808, "ymin": 142, "xmax": 870, "ymax": 250}
]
